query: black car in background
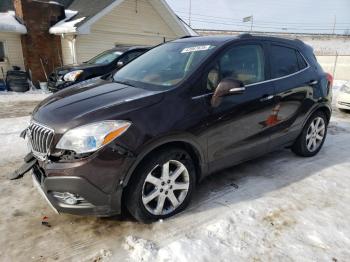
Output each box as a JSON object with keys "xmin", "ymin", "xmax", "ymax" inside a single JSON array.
[
  {"xmin": 28, "ymin": 35, "xmax": 332, "ymax": 222},
  {"xmin": 47, "ymin": 46, "xmax": 149, "ymax": 92}
]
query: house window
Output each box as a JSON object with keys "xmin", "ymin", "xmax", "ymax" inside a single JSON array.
[{"xmin": 0, "ymin": 41, "xmax": 5, "ymax": 62}]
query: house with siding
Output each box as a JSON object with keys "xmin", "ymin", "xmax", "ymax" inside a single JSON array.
[
  {"xmin": 0, "ymin": 0, "xmax": 196, "ymax": 85},
  {"xmin": 0, "ymin": 11, "xmax": 26, "ymax": 77}
]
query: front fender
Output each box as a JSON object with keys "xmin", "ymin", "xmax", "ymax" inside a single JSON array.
[{"xmin": 121, "ymin": 133, "xmax": 208, "ymax": 187}]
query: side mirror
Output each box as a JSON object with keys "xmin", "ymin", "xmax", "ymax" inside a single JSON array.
[
  {"xmin": 211, "ymin": 78, "xmax": 245, "ymax": 107},
  {"xmin": 117, "ymin": 61, "xmax": 124, "ymax": 69}
]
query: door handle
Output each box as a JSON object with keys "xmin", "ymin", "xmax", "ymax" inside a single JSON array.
[
  {"xmin": 229, "ymin": 87, "xmax": 246, "ymax": 93},
  {"xmin": 260, "ymin": 95, "xmax": 274, "ymax": 102},
  {"xmin": 309, "ymin": 80, "xmax": 318, "ymax": 85}
]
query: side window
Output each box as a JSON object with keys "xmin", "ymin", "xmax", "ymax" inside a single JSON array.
[
  {"xmin": 122, "ymin": 50, "xmax": 144, "ymax": 64},
  {"xmin": 206, "ymin": 44, "xmax": 265, "ymax": 91},
  {"xmin": 270, "ymin": 45, "xmax": 303, "ymax": 78},
  {"xmin": 0, "ymin": 41, "xmax": 5, "ymax": 62}
]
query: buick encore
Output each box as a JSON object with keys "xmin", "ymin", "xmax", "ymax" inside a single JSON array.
[{"xmin": 26, "ymin": 35, "xmax": 332, "ymax": 222}]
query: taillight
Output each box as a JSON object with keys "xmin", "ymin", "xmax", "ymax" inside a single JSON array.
[{"xmin": 326, "ymin": 73, "xmax": 333, "ymax": 88}]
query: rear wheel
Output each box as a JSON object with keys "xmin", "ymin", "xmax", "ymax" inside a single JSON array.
[
  {"xmin": 291, "ymin": 111, "xmax": 328, "ymax": 157},
  {"xmin": 125, "ymin": 148, "xmax": 195, "ymax": 223}
]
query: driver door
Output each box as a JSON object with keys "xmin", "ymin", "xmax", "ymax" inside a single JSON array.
[{"xmin": 202, "ymin": 42, "xmax": 276, "ymax": 173}]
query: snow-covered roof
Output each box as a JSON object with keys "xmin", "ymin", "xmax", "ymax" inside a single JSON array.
[
  {"xmin": 49, "ymin": 10, "xmax": 85, "ymax": 34},
  {"xmin": 0, "ymin": 11, "xmax": 27, "ymax": 34},
  {"xmin": 49, "ymin": 0, "xmax": 197, "ymax": 36}
]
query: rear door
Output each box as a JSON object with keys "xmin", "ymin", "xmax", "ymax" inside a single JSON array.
[
  {"xmin": 267, "ymin": 43, "xmax": 318, "ymax": 149},
  {"xmin": 201, "ymin": 41, "xmax": 276, "ymax": 172}
]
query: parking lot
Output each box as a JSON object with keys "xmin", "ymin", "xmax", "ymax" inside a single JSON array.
[{"xmin": 0, "ymin": 84, "xmax": 350, "ymax": 261}]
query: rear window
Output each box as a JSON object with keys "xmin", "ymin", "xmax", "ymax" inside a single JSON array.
[{"xmin": 270, "ymin": 45, "xmax": 307, "ymax": 78}]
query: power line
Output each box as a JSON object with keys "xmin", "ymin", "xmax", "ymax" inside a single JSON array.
[
  {"xmin": 175, "ymin": 10, "xmax": 350, "ymax": 26},
  {"xmin": 189, "ymin": 18, "xmax": 350, "ymax": 31}
]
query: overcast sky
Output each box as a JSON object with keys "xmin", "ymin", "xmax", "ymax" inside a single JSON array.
[{"xmin": 166, "ymin": 0, "xmax": 350, "ymax": 34}]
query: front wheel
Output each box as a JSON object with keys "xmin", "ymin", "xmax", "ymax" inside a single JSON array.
[
  {"xmin": 291, "ymin": 111, "xmax": 328, "ymax": 157},
  {"xmin": 125, "ymin": 148, "xmax": 196, "ymax": 223}
]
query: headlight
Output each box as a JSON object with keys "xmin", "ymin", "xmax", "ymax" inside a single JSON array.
[
  {"xmin": 63, "ymin": 70, "xmax": 84, "ymax": 82},
  {"xmin": 340, "ymin": 83, "xmax": 350, "ymax": 94},
  {"xmin": 56, "ymin": 120, "xmax": 131, "ymax": 154}
]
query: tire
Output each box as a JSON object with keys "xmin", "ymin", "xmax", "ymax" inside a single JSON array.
[
  {"xmin": 291, "ymin": 111, "xmax": 328, "ymax": 157},
  {"xmin": 125, "ymin": 147, "xmax": 196, "ymax": 223},
  {"xmin": 7, "ymin": 82, "xmax": 29, "ymax": 92}
]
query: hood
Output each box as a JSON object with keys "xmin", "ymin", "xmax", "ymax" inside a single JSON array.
[
  {"xmin": 33, "ymin": 78, "xmax": 164, "ymax": 133},
  {"xmin": 55, "ymin": 63, "xmax": 108, "ymax": 75}
]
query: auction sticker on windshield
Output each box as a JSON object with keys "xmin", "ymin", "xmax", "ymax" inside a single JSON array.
[{"xmin": 181, "ymin": 45, "xmax": 214, "ymax": 53}]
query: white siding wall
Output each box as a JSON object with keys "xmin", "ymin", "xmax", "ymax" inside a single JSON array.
[
  {"xmin": 74, "ymin": 0, "xmax": 179, "ymax": 63},
  {"xmin": 0, "ymin": 32, "xmax": 25, "ymax": 77},
  {"xmin": 61, "ymin": 37, "xmax": 75, "ymax": 65}
]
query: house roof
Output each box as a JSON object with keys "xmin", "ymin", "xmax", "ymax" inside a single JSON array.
[
  {"xmin": 66, "ymin": 0, "xmax": 116, "ymax": 28},
  {"xmin": 0, "ymin": 0, "xmax": 74, "ymax": 12},
  {"xmin": 0, "ymin": 0, "xmax": 197, "ymax": 36},
  {"xmin": 0, "ymin": 11, "xmax": 27, "ymax": 34},
  {"xmin": 49, "ymin": 0, "xmax": 118, "ymax": 34},
  {"xmin": 50, "ymin": 0, "xmax": 197, "ymax": 36},
  {"xmin": 0, "ymin": 0, "xmax": 13, "ymax": 12}
]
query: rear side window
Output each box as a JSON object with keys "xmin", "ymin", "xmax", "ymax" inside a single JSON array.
[{"xmin": 270, "ymin": 45, "xmax": 307, "ymax": 78}]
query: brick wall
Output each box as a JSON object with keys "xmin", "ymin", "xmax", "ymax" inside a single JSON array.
[{"xmin": 13, "ymin": 0, "xmax": 65, "ymax": 84}]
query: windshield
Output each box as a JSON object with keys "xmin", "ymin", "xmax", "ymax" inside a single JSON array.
[
  {"xmin": 113, "ymin": 42, "xmax": 216, "ymax": 88},
  {"xmin": 87, "ymin": 50, "xmax": 122, "ymax": 65}
]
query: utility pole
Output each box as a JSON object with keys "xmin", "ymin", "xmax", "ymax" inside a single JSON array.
[
  {"xmin": 250, "ymin": 15, "xmax": 254, "ymax": 32},
  {"xmin": 188, "ymin": 0, "xmax": 192, "ymax": 26},
  {"xmin": 332, "ymin": 15, "xmax": 336, "ymax": 35}
]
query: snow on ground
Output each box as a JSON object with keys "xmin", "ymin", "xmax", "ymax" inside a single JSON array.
[
  {"xmin": 123, "ymin": 126, "xmax": 350, "ymax": 261},
  {"xmin": 333, "ymin": 80, "xmax": 347, "ymax": 89},
  {"xmin": 0, "ymin": 116, "xmax": 30, "ymax": 167},
  {"xmin": 121, "ymin": 84, "xmax": 350, "ymax": 261},
  {"xmin": 0, "ymin": 90, "xmax": 50, "ymax": 103},
  {"xmin": 0, "ymin": 82, "xmax": 350, "ymax": 261}
]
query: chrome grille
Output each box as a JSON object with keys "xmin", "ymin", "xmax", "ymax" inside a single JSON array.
[{"xmin": 28, "ymin": 122, "xmax": 54, "ymax": 158}]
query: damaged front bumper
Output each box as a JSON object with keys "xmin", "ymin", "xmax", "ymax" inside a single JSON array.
[
  {"xmin": 20, "ymin": 125, "xmax": 135, "ymax": 217},
  {"xmin": 31, "ymin": 161, "xmax": 123, "ymax": 216},
  {"xmin": 32, "ymin": 172, "xmax": 59, "ymax": 214}
]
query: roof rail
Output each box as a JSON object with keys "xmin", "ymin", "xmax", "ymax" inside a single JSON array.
[
  {"xmin": 239, "ymin": 33, "xmax": 253, "ymax": 38},
  {"xmin": 180, "ymin": 35, "xmax": 197, "ymax": 39},
  {"xmin": 294, "ymin": 39, "xmax": 305, "ymax": 44}
]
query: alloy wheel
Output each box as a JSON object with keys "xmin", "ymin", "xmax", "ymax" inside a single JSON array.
[
  {"xmin": 306, "ymin": 116, "xmax": 326, "ymax": 152},
  {"xmin": 141, "ymin": 160, "xmax": 190, "ymax": 216}
]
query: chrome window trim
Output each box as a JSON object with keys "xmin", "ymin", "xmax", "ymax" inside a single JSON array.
[
  {"xmin": 192, "ymin": 50, "xmax": 310, "ymax": 100},
  {"xmin": 245, "ymin": 50, "xmax": 310, "ymax": 88}
]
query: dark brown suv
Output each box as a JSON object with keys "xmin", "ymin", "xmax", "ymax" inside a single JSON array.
[{"xmin": 26, "ymin": 35, "xmax": 332, "ymax": 222}]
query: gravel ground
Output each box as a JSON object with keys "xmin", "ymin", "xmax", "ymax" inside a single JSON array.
[{"xmin": 0, "ymin": 86, "xmax": 349, "ymax": 261}]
